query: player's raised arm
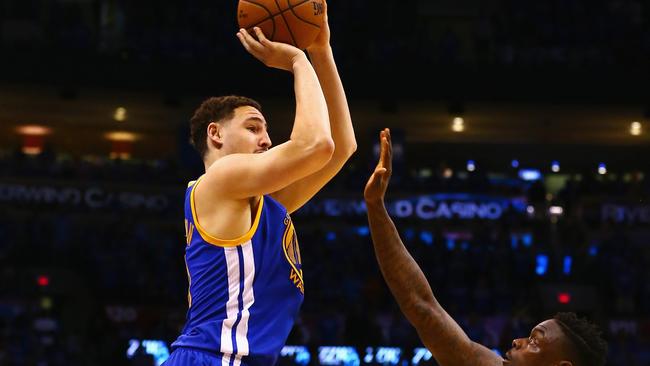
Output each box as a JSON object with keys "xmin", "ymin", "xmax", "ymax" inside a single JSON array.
[
  {"xmin": 200, "ymin": 28, "xmax": 334, "ymax": 200},
  {"xmin": 364, "ymin": 129, "xmax": 504, "ymax": 366},
  {"xmin": 270, "ymin": 1, "xmax": 358, "ymax": 213}
]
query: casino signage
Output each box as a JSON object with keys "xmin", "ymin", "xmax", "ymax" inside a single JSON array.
[
  {"xmin": 0, "ymin": 180, "xmax": 178, "ymax": 212},
  {"xmin": 297, "ymin": 193, "xmax": 528, "ymax": 220},
  {"xmin": 601, "ymin": 203, "xmax": 650, "ymax": 224}
]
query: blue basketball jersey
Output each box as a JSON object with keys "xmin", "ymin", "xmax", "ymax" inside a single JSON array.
[{"xmin": 171, "ymin": 176, "xmax": 304, "ymax": 366}]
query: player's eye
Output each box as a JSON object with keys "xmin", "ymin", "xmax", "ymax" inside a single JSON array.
[{"xmin": 247, "ymin": 126, "xmax": 257, "ymax": 132}]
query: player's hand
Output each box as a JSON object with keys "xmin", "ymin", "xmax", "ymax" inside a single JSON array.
[
  {"xmin": 307, "ymin": 0, "xmax": 330, "ymax": 52},
  {"xmin": 364, "ymin": 128, "xmax": 392, "ymax": 204},
  {"xmin": 237, "ymin": 27, "xmax": 306, "ymax": 72}
]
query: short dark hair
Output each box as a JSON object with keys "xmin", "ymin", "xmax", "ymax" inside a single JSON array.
[
  {"xmin": 554, "ymin": 312, "xmax": 607, "ymax": 366},
  {"xmin": 189, "ymin": 95, "xmax": 262, "ymax": 158}
]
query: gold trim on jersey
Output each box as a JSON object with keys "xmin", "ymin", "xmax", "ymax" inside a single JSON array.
[
  {"xmin": 190, "ymin": 176, "xmax": 264, "ymax": 247},
  {"xmin": 184, "ymin": 254, "xmax": 192, "ymax": 308}
]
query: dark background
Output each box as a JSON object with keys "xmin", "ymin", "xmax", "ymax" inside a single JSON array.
[{"xmin": 1, "ymin": 0, "xmax": 649, "ymax": 365}]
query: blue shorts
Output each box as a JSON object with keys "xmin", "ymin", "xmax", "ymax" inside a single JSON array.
[
  {"xmin": 163, "ymin": 347, "xmax": 224, "ymax": 366},
  {"xmin": 163, "ymin": 347, "xmax": 276, "ymax": 366}
]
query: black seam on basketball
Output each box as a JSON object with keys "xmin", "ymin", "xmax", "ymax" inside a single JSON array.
[
  {"xmin": 240, "ymin": 0, "xmax": 312, "ymax": 33},
  {"xmin": 288, "ymin": 0, "xmax": 322, "ymax": 28},
  {"xmin": 240, "ymin": 0, "xmax": 277, "ymax": 39},
  {"xmin": 273, "ymin": 0, "xmax": 298, "ymax": 46}
]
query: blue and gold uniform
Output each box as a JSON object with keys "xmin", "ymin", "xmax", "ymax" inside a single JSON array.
[{"xmin": 165, "ymin": 177, "xmax": 304, "ymax": 366}]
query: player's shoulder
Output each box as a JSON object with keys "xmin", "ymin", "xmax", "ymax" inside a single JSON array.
[{"xmin": 187, "ymin": 174, "xmax": 205, "ymax": 189}]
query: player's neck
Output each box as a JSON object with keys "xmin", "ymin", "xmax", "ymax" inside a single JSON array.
[
  {"xmin": 203, "ymin": 150, "xmax": 227, "ymax": 172},
  {"xmin": 203, "ymin": 153, "xmax": 218, "ymax": 172}
]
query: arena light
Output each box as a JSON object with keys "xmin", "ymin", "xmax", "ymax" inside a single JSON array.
[
  {"xmin": 105, "ymin": 131, "xmax": 138, "ymax": 142},
  {"xmin": 557, "ymin": 292, "xmax": 571, "ymax": 304},
  {"xmin": 16, "ymin": 125, "xmax": 52, "ymax": 135},
  {"xmin": 551, "ymin": 161, "xmax": 560, "ymax": 173},
  {"xmin": 419, "ymin": 231, "xmax": 433, "ymax": 246},
  {"xmin": 356, "ymin": 226, "xmax": 369, "ymax": 237},
  {"xmin": 446, "ymin": 238, "xmax": 455, "ymax": 250},
  {"xmin": 526, "ymin": 205, "xmax": 535, "ymax": 215},
  {"xmin": 451, "ymin": 117, "xmax": 465, "ymax": 132},
  {"xmin": 37, "ymin": 275, "xmax": 50, "ymax": 287},
  {"xmin": 630, "ymin": 121, "xmax": 642, "ymax": 136},
  {"xmin": 519, "ymin": 169, "xmax": 542, "ymax": 181},
  {"xmin": 598, "ymin": 163, "xmax": 607, "ymax": 175},
  {"xmin": 535, "ymin": 254, "xmax": 548, "ymax": 276},
  {"xmin": 443, "ymin": 168, "xmax": 453, "ymax": 179},
  {"xmin": 549, "ymin": 206, "xmax": 564, "ymax": 215},
  {"xmin": 511, "ymin": 159, "xmax": 519, "ymax": 168},
  {"xmin": 16, "ymin": 125, "xmax": 52, "ymax": 155},
  {"xmin": 105, "ymin": 131, "xmax": 138, "ymax": 159},
  {"xmin": 563, "ymin": 256, "xmax": 572, "ymax": 275},
  {"xmin": 466, "ymin": 160, "xmax": 476, "ymax": 172},
  {"xmin": 114, "ymin": 107, "xmax": 128, "ymax": 122}
]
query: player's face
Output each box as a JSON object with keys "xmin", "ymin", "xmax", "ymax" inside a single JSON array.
[
  {"xmin": 504, "ymin": 319, "xmax": 569, "ymax": 366},
  {"xmin": 222, "ymin": 106, "xmax": 272, "ymax": 154}
]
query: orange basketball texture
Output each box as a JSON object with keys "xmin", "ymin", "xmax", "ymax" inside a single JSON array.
[{"xmin": 238, "ymin": 0, "xmax": 325, "ymax": 50}]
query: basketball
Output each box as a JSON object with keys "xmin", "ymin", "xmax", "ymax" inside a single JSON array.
[{"xmin": 237, "ymin": 0, "xmax": 325, "ymax": 50}]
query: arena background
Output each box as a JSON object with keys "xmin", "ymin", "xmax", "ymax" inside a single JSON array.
[{"xmin": 1, "ymin": 0, "xmax": 649, "ymax": 365}]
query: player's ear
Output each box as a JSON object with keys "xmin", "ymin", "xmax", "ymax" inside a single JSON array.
[{"xmin": 207, "ymin": 122, "xmax": 224, "ymax": 149}]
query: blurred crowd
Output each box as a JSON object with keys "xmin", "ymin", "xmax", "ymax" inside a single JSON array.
[{"xmin": 1, "ymin": 149, "xmax": 650, "ymax": 365}]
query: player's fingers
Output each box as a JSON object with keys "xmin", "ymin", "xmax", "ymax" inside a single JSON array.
[
  {"xmin": 238, "ymin": 29, "xmax": 254, "ymax": 46},
  {"xmin": 379, "ymin": 134, "xmax": 390, "ymax": 171},
  {"xmin": 384, "ymin": 128, "xmax": 391, "ymax": 149},
  {"xmin": 240, "ymin": 28, "xmax": 264, "ymax": 51},
  {"xmin": 237, "ymin": 31, "xmax": 254, "ymax": 53},
  {"xmin": 253, "ymin": 27, "xmax": 271, "ymax": 46},
  {"xmin": 376, "ymin": 130, "xmax": 385, "ymax": 166},
  {"xmin": 384, "ymin": 128, "xmax": 393, "ymax": 172}
]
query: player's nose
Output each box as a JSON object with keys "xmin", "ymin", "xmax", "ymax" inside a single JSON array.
[{"xmin": 260, "ymin": 134, "xmax": 271, "ymax": 149}]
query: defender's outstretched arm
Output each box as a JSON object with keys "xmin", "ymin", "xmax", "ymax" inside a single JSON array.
[{"xmin": 364, "ymin": 129, "xmax": 503, "ymax": 366}]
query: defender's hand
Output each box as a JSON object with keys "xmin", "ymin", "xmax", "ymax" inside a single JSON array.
[
  {"xmin": 364, "ymin": 128, "xmax": 392, "ymax": 204},
  {"xmin": 237, "ymin": 27, "xmax": 306, "ymax": 72},
  {"xmin": 307, "ymin": 0, "xmax": 330, "ymax": 52}
]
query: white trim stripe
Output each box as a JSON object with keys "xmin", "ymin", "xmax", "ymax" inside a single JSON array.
[
  {"xmin": 222, "ymin": 353, "xmax": 231, "ymax": 366},
  {"xmin": 219, "ymin": 241, "xmax": 256, "ymax": 359},
  {"xmin": 235, "ymin": 242, "xmax": 255, "ymax": 356},
  {"xmin": 220, "ymin": 247, "xmax": 241, "ymax": 354}
]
